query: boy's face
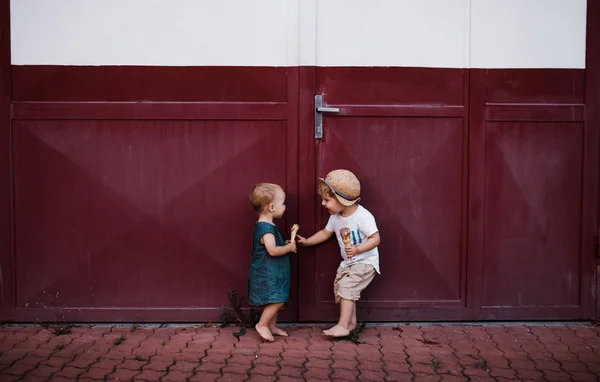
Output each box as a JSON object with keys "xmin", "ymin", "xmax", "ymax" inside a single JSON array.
[{"xmin": 321, "ymin": 195, "xmax": 344, "ymax": 215}]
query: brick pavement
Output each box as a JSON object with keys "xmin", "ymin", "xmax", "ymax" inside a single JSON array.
[{"xmin": 0, "ymin": 323, "xmax": 599, "ymax": 381}]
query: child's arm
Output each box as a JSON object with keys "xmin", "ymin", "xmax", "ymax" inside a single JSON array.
[
  {"xmin": 345, "ymin": 232, "xmax": 380, "ymax": 258},
  {"xmin": 296, "ymin": 229, "xmax": 333, "ymax": 247},
  {"xmin": 263, "ymin": 233, "xmax": 296, "ymax": 256}
]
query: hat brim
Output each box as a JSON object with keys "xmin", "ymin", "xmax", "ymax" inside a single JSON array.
[{"xmin": 318, "ymin": 178, "xmax": 360, "ymax": 206}]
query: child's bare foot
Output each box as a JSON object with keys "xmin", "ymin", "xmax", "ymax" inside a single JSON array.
[
  {"xmin": 269, "ymin": 326, "xmax": 289, "ymax": 337},
  {"xmin": 323, "ymin": 325, "xmax": 350, "ymax": 337},
  {"xmin": 255, "ymin": 324, "xmax": 274, "ymax": 342}
]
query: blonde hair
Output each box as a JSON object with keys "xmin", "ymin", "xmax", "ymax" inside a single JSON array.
[
  {"xmin": 318, "ymin": 180, "xmax": 335, "ymax": 200},
  {"xmin": 250, "ymin": 183, "xmax": 284, "ymax": 213}
]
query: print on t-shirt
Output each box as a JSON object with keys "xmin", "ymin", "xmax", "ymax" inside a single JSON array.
[{"xmin": 350, "ymin": 229, "xmax": 362, "ymax": 245}]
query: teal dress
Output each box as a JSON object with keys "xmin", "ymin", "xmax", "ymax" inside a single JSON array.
[{"xmin": 248, "ymin": 222, "xmax": 290, "ymax": 305}]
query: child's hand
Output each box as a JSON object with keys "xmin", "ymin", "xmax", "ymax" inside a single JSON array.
[
  {"xmin": 287, "ymin": 240, "xmax": 297, "ymax": 253},
  {"xmin": 345, "ymin": 245, "xmax": 358, "ymax": 258},
  {"xmin": 296, "ymin": 235, "xmax": 309, "ymax": 246}
]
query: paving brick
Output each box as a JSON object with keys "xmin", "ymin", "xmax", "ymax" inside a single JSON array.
[
  {"xmin": 412, "ymin": 373, "xmax": 442, "ymax": 381},
  {"xmin": 120, "ymin": 359, "xmax": 147, "ymax": 370},
  {"xmin": 161, "ymin": 370, "xmax": 194, "ymax": 381},
  {"xmin": 588, "ymin": 362, "xmax": 600, "ymax": 374},
  {"xmin": 251, "ymin": 363, "xmax": 279, "ymax": 376},
  {"xmin": 331, "ymin": 358, "xmax": 358, "ymax": 369},
  {"xmin": 330, "ymin": 350, "xmax": 357, "ymax": 361},
  {"xmin": 279, "ymin": 357, "xmax": 306, "ymax": 368},
  {"xmin": 552, "ymin": 351, "xmax": 580, "ymax": 362},
  {"xmin": 384, "ymin": 360, "xmax": 411, "ymax": 373},
  {"xmin": 245, "ymin": 375, "xmax": 278, "ymax": 382},
  {"xmin": 282, "ymin": 348, "xmax": 308, "ymax": 358},
  {"xmin": 78, "ymin": 367, "xmax": 112, "ymax": 380},
  {"xmin": 489, "ymin": 367, "xmax": 516, "ymax": 379},
  {"xmin": 385, "ymin": 371, "xmax": 413, "ymax": 381},
  {"xmin": 305, "ymin": 358, "xmax": 333, "ymax": 369},
  {"xmin": 41, "ymin": 356, "xmax": 71, "ymax": 368},
  {"xmin": 463, "ymin": 367, "xmax": 491, "ymax": 378},
  {"xmin": 53, "ymin": 366, "xmax": 85, "ymax": 379},
  {"xmin": 328, "ymin": 368, "xmax": 359, "ymax": 381},
  {"xmin": 515, "ymin": 368, "xmax": 543, "ymax": 380},
  {"xmin": 302, "ymin": 367, "xmax": 331, "ymax": 380},
  {"xmin": 252, "ymin": 354, "xmax": 279, "ymax": 365},
  {"xmin": 275, "ymin": 377, "xmax": 304, "ymax": 382},
  {"xmin": 26, "ymin": 365, "xmax": 61, "ymax": 379},
  {"xmin": 188, "ymin": 371, "xmax": 221, "ymax": 381},
  {"xmin": 169, "ymin": 360, "xmax": 197, "ymax": 372},
  {"xmin": 410, "ymin": 354, "xmax": 434, "ymax": 364},
  {"xmin": 222, "ymin": 362, "xmax": 250, "ymax": 375},
  {"xmin": 66, "ymin": 354, "xmax": 98, "ymax": 368},
  {"xmin": 232, "ymin": 345, "xmax": 258, "ymax": 356},
  {"xmin": 542, "ymin": 370, "xmax": 575, "ymax": 381},
  {"xmin": 196, "ymin": 361, "xmax": 223, "ymax": 374},
  {"xmin": 17, "ymin": 356, "xmax": 48, "ymax": 367},
  {"xmin": 106, "ymin": 368, "xmax": 141, "ymax": 380},
  {"xmin": 482, "ymin": 357, "xmax": 510, "ymax": 369},
  {"xmin": 132, "ymin": 369, "xmax": 167, "ymax": 381},
  {"xmin": 358, "ymin": 369, "xmax": 387, "ymax": 381},
  {"xmin": 46, "ymin": 377, "xmax": 73, "ymax": 382},
  {"xmin": 218, "ymin": 374, "xmax": 248, "ymax": 382},
  {"xmin": 276, "ymin": 365, "xmax": 304, "ymax": 378},
  {"xmin": 410, "ymin": 362, "xmax": 436, "ymax": 374},
  {"xmin": 568, "ymin": 372, "xmax": 599, "ymax": 382},
  {"xmin": 306, "ymin": 349, "xmax": 332, "ymax": 359},
  {"xmin": 91, "ymin": 358, "xmax": 123, "ymax": 370},
  {"xmin": 256, "ymin": 347, "xmax": 283, "ymax": 357},
  {"xmin": 202, "ymin": 352, "xmax": 230, "ymax": 363},
  {"xmin": 143, "ymin": 359, "xmax": 173, "ymax": 371},
  {"xmin": 1, "ymin": 362, "xmax": 37, "ymax": 376},
  {"xmin": 560, "ymin": 360, "xmax": 590, "ymax": 372}
]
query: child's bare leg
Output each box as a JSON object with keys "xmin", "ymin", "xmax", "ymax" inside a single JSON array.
[
  {"xmin": 323, "ymin": 299, "xmax": 354, "ymax": 337},
  {"xmin": 256, "ymin": 303, "xmax": 283, "ymax": 341},
  {"xmin": 348, "ymin": 302, "xmax": 357, "ymax": 331},
  {"xmin": 268, "ymin": 311, "xmax": 288, "ymax": 337}
]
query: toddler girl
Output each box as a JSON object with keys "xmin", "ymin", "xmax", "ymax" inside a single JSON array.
[{"xmin": 248, "ymin": 183, "xmax": 297, "ymax": 341}]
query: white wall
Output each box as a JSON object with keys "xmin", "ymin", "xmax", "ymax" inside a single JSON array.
[{"xmin": 11, "ymin": 0, "xmax": 587, "ymax": 68}]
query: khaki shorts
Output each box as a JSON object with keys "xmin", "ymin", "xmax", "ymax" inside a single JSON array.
[{"xmin": 333, "ymin": 263, "xmax": 376, "ymax": 303}]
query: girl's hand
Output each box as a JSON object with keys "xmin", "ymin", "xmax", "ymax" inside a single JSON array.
[
  {"xmin": 287, "ymin": 241, "xmax": 297, "ymax": 253},
  {"xmin": 345, "ymin": 245, "xmax": 358, "ymax": 258},
  {"xmin": 296, "ymin": 235, "xmax": 309, "ymax": 246}
]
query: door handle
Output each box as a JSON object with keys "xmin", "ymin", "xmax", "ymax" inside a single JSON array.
[
  {"xmin": 316, "ymin": 106, "xmax": 340, "ymax": 113},
  {"xmin": 314, "ymin": 95, "xmax": 340, "ymax": 139}
]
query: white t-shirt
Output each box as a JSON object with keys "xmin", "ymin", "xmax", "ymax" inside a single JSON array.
[{"xmin": 325, "ymin": 205, "xmax": 380, "ymax": 274}]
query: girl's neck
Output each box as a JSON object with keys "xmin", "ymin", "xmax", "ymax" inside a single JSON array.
[
  {"xmin": 340, "ymin": 204, "xmax": 359, "ymax": 217},
  {"xmin": 258, "ymin": 213, "xmax": 274, "ymax": 224}
]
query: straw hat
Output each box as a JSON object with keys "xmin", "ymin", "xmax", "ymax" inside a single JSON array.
[{"xmin": 320, "ymin": 169, "xmax": 361, "ymax": 206}]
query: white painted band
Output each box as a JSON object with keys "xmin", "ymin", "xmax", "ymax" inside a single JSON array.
[{"xmin": 10, "ymin": 0, "xmax": 587, "ymax": 68}]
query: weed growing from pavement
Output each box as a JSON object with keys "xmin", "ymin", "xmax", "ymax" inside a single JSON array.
[
  {"xmin": 417, "ymin": 337, "xmax": 440, "ymax": 345},
  {"xmin": 130, "ymin": 324, "xmax": 139, "ymax": 332},
  {"xmin": 113, "ymin": 335, "xmax": 125, "ymax": 346},
  {"xmin": 53, "ymin": 343, "xmax": 65, "ymax": 351},
  {"xmin": 41, "ymin": 322, "xmax": 72, "ymax": 336},
  {"xmin": 219, "ymin": 288, "xmax": 259, "ymax": 338},
  {"xmin": 134, "ymin": 354, "xmax": 146, "ymax": 362},
  {"xmin": 35, "ymin": 291, "xmax": 75, "ymax": 336},
  {"xmin": 475, "ymin": 360, "xmax": 489, "ymax": 371},
  {"xmin": 334, "ymin": 322, "xmax": 367, "ymax": 344}
]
